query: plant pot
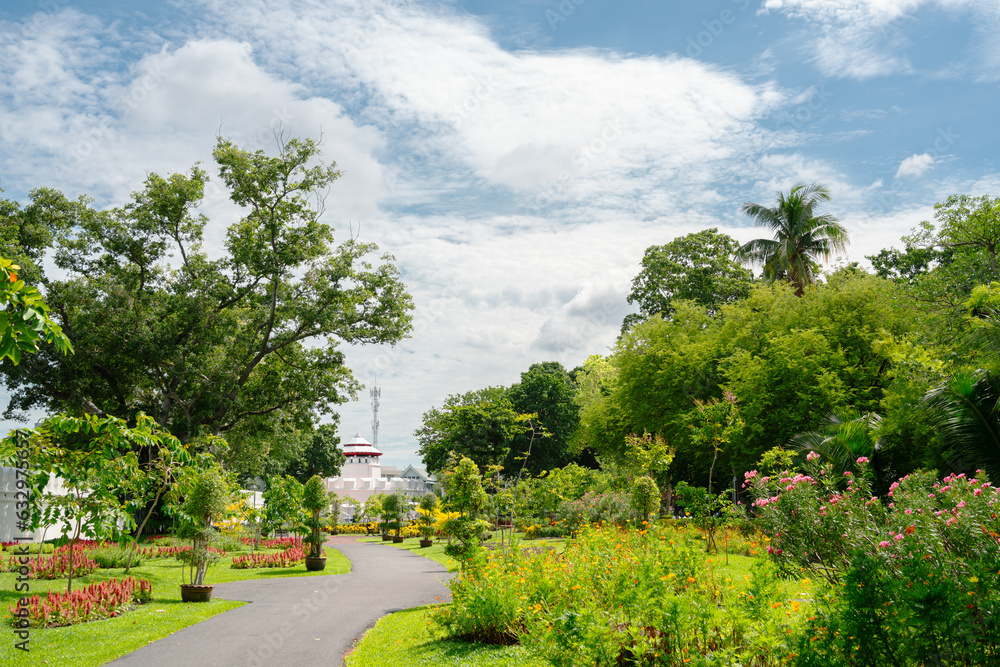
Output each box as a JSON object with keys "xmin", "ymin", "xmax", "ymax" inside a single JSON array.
[
  {"xmin": 180, "ymin": 584, "xmax": 214, "ymax": 602},
  {"xmin": 381, "ymin": 534, "xmax": 392, "ymax": 541},
  {"xmin": 392, "ymin": 536, "xmax": 404, "ymax": 543},
  {"xmin": 419, "ymin": 539, "xmax": 433, "ymax": 548},
  {"xmin": 305, "ymin": 556, "xmax": 327, "ymax": 571}
]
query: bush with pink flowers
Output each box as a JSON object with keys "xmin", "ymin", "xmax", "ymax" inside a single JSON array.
[{"xmin": 748, "ymin": 454, "xmax": 1000, "ymax": 665}]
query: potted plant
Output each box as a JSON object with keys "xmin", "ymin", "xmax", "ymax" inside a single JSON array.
[
  {"xmin": 417, "ymin": 492, "xmax": 439, "ymax": 548},
  {"xmin": 302, "ymin": 475, "xmax": 328, "ymax": 571},
  {"xmin": 176, "ymin": 468, "xmax": 232, "ymax": 602},
  {"xmin": 380, "ymin": 492, "xmax": 402, "ymax": 542}
]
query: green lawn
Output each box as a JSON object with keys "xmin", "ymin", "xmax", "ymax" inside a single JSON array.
[
  {"xmin": 344, "ymin": 605, "xmax": 548, "ymax": 667},
  {"xmin": 0, "ymin": 544, "xmax": 349, "ymax": 667}
]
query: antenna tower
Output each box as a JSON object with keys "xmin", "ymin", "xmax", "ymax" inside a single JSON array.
[{"xmin": 370, "ymin": 376, "xmax": 381, "ymax": 447}]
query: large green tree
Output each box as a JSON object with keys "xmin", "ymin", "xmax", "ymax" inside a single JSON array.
[
  {"xmin": 736, "ymin": 183, "xmax": 849, "ymax": 296},
  {"xmin": 416, "ymin": 386, "xmax": 530, "ymax": 475},
  {"xmin": 506, "ymin": 361, "xmax": 581, "ymax": 475},
  {"xmin": 624, "ymin": 228, "xmax": 752, "ymax": 331},
  {"xmin": 0, "ymin": 137, "xmax": 413, "ymax": 472}
]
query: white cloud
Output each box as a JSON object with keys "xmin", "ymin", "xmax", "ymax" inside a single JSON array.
[
  {"xmin": 762, "ymin": 0, "xmax": 997, "ymax": 79},
  {"xmin": 895, "ymin": 153, "xmax": 935, "ymax": 178}
]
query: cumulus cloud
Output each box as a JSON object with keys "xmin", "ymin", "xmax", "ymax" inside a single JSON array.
[{"xmin": 895, "ymin": 153, "xmax": 935, "ymax": 178}]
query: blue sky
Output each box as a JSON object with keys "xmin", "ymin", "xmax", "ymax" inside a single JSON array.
[{"xmin": 1, "ymin": 0, "xmax": 998, "ymax": 468}]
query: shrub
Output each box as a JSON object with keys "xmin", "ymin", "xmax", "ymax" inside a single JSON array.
[
  {"xmin": 557, "ymin": 491, "xmax": 630, "ymax": 534},
  {"xmin": 90, "ymin": 546, "xmax": 143, "ymax": 569},
  {"xmin": 9, "ymin": 577, "xmax": 152, "ymax": 628},
  {"xmin": 630, "ymin": 476, "xmax": 660, "ymax": 523},
  {"xmin": 231, "ymin": 546, "xmax": 306, "ymax": 569},
  {"xmin": 748, "ymin": 458, "xmax": 1000, "ymax": 665}
]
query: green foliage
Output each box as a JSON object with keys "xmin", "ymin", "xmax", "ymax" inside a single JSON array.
[
  {"xmin": 1, "ymin": 137, "xmax": 413, "ymax": 474},
  {"xmin": 416, "ymin": 387, "xmax": 530, "ymax": 475},
  {"xmin": 90, "ymin": 546, "xmax": 143, "ymax": 569},
  {"xmin": 624, "ymin": 227, "xmax": 752, "ymax": 331},
  {"xmin": 262, "ymin": 474, "xmax": 304, "ymax": 535},
  {"xmin": 301, "ymin": 474, "xmax": 328, "ymax": 557},
  {"xmin": 604, "ymin": 273, "xmax": 918, "ymax": 487},
  {"xmin": 736, "ymin": 183, "xmax": 849, "ymax": 295},
  {"xmin": 629, "ymin": 476, "xmax": 660, "ymax": 523},
  {"xmin": 505, "ymin": 362, "xmax": 578, "ymax": 475},
  {"xmin": 0, "ymin": 256, "xmax": 72, "ymax": 365},
  {"xmin": 441, "ymin": 456, "xmax": 491, "ymax": 563},
  {"xmin": 282, "ymin": 422, "xmax": 346, "ymax": 483}
]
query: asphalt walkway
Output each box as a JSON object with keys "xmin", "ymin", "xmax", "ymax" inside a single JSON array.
[{"xmin": 108, "ymin": 538, "xmax": 452, "ymax": 667}]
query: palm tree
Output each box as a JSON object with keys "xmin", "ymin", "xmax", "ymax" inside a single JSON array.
[
  {"xmin": 790, "ymin": 410, "xmax": 885, "ymax": 482},
  {"xmin": 736, "ymin": 183, "xmax": 849, "ymax": 296}
]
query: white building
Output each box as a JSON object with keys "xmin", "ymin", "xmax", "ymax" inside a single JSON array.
[{"xmin": 325, "ymin": 434, "xmax": 437, "ymax": 514}]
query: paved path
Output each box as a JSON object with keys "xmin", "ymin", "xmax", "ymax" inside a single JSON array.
[{"xmin": 109, "ymin": 539, "xmax": 452, "ymax": 667}]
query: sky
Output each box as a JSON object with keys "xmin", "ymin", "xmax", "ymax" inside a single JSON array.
[{"xmin": 1, "ymin": 0, "xmax": 998, "ymax": 469}]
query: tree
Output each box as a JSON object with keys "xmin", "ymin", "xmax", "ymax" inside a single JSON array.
[
  {"xmin": 624, "ymin": 228, "xmax": 752, "ymax": 330},
  {"xmin": 1, "ymin": 137, "xmax": 413, "ymax": 472},
  {"xmin": 736, "ymin": 183, "xmax": 849, "ymax": 296},
  {"xmin": 789, "ymin": 410, "xmax": 887, "ymax": 485},
  {"xmin": 1, "ymin": 413, "xmax": 164, "ymax": 592},
  {"xmin": 440, "ymin": 456, "xmax": 490, "ymax": 563},
  {"xmin": 282, "ymin": 422, "xmax": 346, "ymax": 483},
  {"xmin": 506, "ymin": 362, "xmax": 580, "ymax": 475},
  {"xmin": 416, "ymin": 387, "xmax": 529, "ymax": 475}
]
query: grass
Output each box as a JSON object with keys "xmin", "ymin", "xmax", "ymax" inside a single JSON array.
[
  {"xmin": 344, "ymin": 605, "xmax": 548, "ymax": 667},
  {"xmin": 0, "ymin": 543, "xmax": 349, "ymax": 667}
]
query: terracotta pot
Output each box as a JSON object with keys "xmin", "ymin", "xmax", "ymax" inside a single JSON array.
[
  {"xmin": 419, "ymin": 539, "xmax": 433, "ymax": 548},
  {"xmin": 381, "ymin": 534, "xmax": 392, "ymax": 541},
  {"xmin": 392, "ymin": 535, "xmax": 404, "ymax": 543},
  {"xmin": 180, "ymin": 584, "xmax": 214, "ymax": 603},
  {"xmin": 305, "ymin": 556, "xmax": 327, "ymax": 572}
]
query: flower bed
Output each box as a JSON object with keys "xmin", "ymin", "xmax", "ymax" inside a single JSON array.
[
  {"xmin": 4, "ymin": 551, "xmax": 98, "ymax": 579},
  {"xmin": 437, "ymin": 523, "xmax": 807, "ymax": 664},
  {"xmin": 230, "ymin": 546, "xmax": 306, "ymax": 569},
  {"xmin": 9, "ymin": 576, "xmax": 152, "ymax": 628},
  {"xmin": 241, "ymin": 536, "xmax": 301, "ymax": 550}
]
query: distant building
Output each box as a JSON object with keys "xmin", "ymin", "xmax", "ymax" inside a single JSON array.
[{"xmin": 325, "ymin": 434, "xmax": 437, "ymax": 519}]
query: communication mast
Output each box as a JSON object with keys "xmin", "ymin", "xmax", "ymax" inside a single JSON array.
[{"xmin": 370, "ymin": 376, "xmax": 381, "ymax": 447}]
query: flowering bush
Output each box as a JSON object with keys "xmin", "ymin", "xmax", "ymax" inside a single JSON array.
[
  {"xmin": 557, "ymin": 491, "xmax": 631, "ymax": 534},
  {"xmin": 337, "ymin": 523, "xmax": 377, "ymax": 535},
  {"xmin": 748, "ymin": 456, "xmax": 1000, "ymax": 665},
  {"xmin": 8, "ymin": 577, "xmax": 152, "ymax": 628},
  {"xmin": 436, "ymin": 523, "xmax": 807, "ymax": 665},
  {"xmin": 230, "ymin": 546, "xmax": 306, "ymax": 569}
]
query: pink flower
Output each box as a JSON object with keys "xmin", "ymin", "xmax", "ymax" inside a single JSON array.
[
  {"xmin": 905, "ymin": 509, "xmax": 913, "ymax": 515},
  {"xmin": 856, "ymin": 456, "xmax": 869, "ymax": 464},
  {"xmin": 894, "ymin": 534, "xmax": 904, "ymax": 541},
  {"xmin": 807, "ymin": 451, "xmax": 820, "ymax": 461},
  {"xmin": 957, "ymin": 500, "xmax": 966, "ymax": 508},
  {"xmin": 975, "ymin": 488, "xmax": 983, "ymax": 497},
  {"xmin": 878, "ymin": 541, "xmax": 891, "ymax": 548},
  {"xmin": 844, "ymin": 471, "xmax": 853, "ymax": 477}
]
